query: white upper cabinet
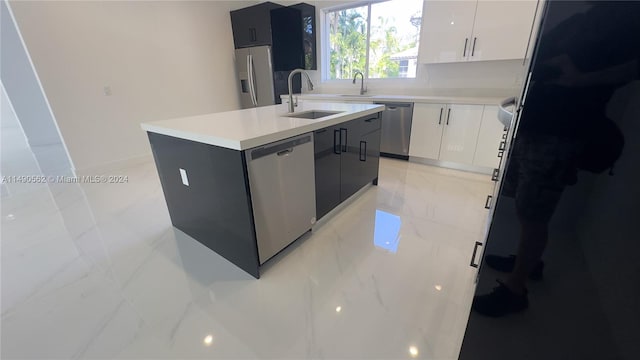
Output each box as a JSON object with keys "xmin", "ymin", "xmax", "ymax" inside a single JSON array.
[
  {"xmin": 469, "ymin": 0, "xmax": 539, "ymax": 61},
  {"xmin": 418, "ymin": 1, "xmax": 477, "ymax": 64},
  {"xmin": 419, "ymin": 0, "xmax": 538, "ymax": 63}
]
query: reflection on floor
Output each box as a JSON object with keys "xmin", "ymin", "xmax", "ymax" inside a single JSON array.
[{"xmin": 1, "ymin": 157, "xmax": 494, "ymax": 359}]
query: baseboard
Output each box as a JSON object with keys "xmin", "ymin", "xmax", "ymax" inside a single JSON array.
[
  {"xmin": 380, "ymin": 152, "xmax": 409, "ymax": 161},
  {"xmin": 74, "ymin": 153, "xmax": 153, "ymax": 176},
  {"xmin": 409, "ymin": 156, "xmax": 494, "ymax": 175}
]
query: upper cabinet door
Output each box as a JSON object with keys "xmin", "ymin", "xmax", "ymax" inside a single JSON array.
[
  {"xmin": 230, "ymin": 2, "xmax": 283, "ymax": 48},
  {"xmin": 439, "ymin": 104, "xmax": 484, "ymax": 165},
  {"xmin": 418, "ymin": 1, "xmax": 478, "ymax": 64},
  {"xmin": 468, "ymin": 0, "xmax": 538, "ymax": 61}
]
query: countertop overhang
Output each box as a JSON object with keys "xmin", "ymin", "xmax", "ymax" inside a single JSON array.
[{"xmin": 141, "ymin": 102, "xmax": 385, "ymax": 150}]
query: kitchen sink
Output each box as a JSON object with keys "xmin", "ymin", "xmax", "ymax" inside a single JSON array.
[{"xmin": 284, "ymin": 110, "xmax": 344, "ymax": 119}]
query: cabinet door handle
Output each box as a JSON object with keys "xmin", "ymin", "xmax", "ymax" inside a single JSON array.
[
  {"xmin": 484, "ymin": 195, "xmax": 493, "ymax": 209},
  {"xmin": 463, "ymin": 38, "xmax": 469, "ymax": 57},
  {"xmin": 438, "ymin": 107, "xmax": 443, "ymax": 125},
  {"xmin": 364, "ymin": 117, "xmax": 377, "ymax": 123},
  {"xmin": 334, "ymin": 129, "xmax": 341, "ymax": 154},
  {"xmin": 491, "ymin": 168, "xmax": 500, "ymax": 181},
  {"xmin": 499, "ymin": 141, "xmax": 506, "ymax": 151},
  {"xmin": 341, "ymin": 128, "xmax": 348, "ymax": 152},
  {"xmin": 470, "ymin": 241, "xmax": 483, "ymax": 268},
  {"xmin": 471, "ymin": 37, "xmax": 477, "ymax": 56},
  {"xmin": 359, "ymin": 141, "xmax": 367, "ymax": 161},
  {"xmin": 446, "ymin": 108, "xmax": 451, "ymax": 125}
]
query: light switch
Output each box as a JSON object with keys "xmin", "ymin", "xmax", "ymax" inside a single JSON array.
[{"xmin": 179, "ymin": 168, "xmax": 189, "ymax": 186}]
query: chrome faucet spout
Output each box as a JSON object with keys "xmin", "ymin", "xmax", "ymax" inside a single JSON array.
[
  {"xmin": 352, "ymin": 70, "xmax": 366, "ymax": 95},
  {"xmin": 288, "ymin": 69, "xmax": 314, "ymax": 113}
]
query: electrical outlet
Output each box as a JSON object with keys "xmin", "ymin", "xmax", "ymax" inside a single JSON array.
[
  {"xmin": 179, "ymin": 168, "xmax": 189, "ymax": 186},
  {"xmin": 103, "ymin": 86, "xmax": 112, "ymax": 96}
]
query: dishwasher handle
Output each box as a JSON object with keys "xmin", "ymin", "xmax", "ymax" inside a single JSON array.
[
  {"xmin": 250, "ymin": 135, "xmax": 311, "ymax": 160},
  {"xmin": 277, "ymin": 149, "xmax": 293, "ymax": 156}
]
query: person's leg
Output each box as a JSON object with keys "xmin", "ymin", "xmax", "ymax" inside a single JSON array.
[
  {"xmin": 505, "ymin": 218, "xmax": 549, "ymax": 295},
  {"xmin": 472, "ymin": 135, "xmax": 572, "ymax": 317}
]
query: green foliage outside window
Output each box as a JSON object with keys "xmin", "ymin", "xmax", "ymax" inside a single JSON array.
[{"xmin": 327, "ymin": 1, "xmax": 422, "ymax": 80}]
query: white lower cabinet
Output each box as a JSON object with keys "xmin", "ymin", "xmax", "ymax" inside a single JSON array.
[
  {"xmin": 410, "ymin": 103, "xmax": 485, "ymax": 167},
  {"xmin": 473, "ymin": 105, "xmax": 505, "ymax": 168},
  {"xmin": 439, "ymin": 104, "xmax": 484, "ymax": 164},
  {"xmin": 292, "ymin": 96, "xmax": 507, "ymax": 174},
  {"xmin": 408, "ymin": 103, "xmax": 446, "ymax": 159}
]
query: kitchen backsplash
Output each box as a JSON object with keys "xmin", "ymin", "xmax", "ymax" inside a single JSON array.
[{"xmin": 304, "ymin": 59, "xmax": 526, "ymax": 98}]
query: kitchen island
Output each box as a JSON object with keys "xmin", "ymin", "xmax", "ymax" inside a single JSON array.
[{"xmin": 141, "ymin": 102, "xmax": 385, "ymax": 278}]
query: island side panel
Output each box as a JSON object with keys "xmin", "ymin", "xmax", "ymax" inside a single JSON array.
[{"xmin": 147, "ymin": 132, "xmax": 260, "ymax": 278}]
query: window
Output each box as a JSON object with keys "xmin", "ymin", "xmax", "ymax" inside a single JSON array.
[
  {"xmin": 398, "ymin": 60, "xmax": 409, "ymax": 77},
  {"xmin": 325, "ymin": 0, "xmax": 423, "ymax": 80}
]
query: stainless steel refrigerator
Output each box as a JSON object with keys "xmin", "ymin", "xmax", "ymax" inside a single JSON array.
[
  {"xmin": 459, "ymin": 1, "xmax": 640, "ymax": 359},
  {"xmin": 236, "ymin": 46, "xmax": 276, "ymax": 108}
]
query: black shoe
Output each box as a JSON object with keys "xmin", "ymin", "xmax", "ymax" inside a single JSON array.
[
  {"xmin": 484, "ymin": 254, "xmax": 544, "ymax": 280},
  {"xmin": 472, "ymin": 280, "xmax": 529, "ymax": 317}
]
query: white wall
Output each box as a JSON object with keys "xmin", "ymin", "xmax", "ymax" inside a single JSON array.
[
  {"xmin": 1, "ymin": 83, "xmax": 46, "ymax": 197},
  {"xmin": 8, "ymin": 0, "xmax": 252, "ymax": 173},
  {"xmin": 1, "ymin": 0, "xmax": 74, "ymax": 176}
]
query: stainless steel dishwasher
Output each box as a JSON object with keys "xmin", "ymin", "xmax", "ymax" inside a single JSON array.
[
  {"xmin": 245, "ymin": 133, "xmax": 316, "ymax": 264},
  {"xmin": 375, "ymin": 102, "xmax": 414, "ymax": 159}
]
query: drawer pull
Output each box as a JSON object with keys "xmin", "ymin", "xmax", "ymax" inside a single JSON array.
[
  {"xmin": 491, "ymin": 168, "xmax": 500, "ymax": 181},
  {"xmin": 484, "ymin": 195, "xmax": 493, "ymax": 209},
  {"xmin": 470, "ymin": 241, "xmax": 483, "ymax": 268}
]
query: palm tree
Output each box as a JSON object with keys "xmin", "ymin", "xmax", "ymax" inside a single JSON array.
[{"xmin": 329, "ymin": 9, "xmax": 367, "ymax": 79}]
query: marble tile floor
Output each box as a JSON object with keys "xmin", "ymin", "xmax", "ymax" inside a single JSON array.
[{"xmin": 1, "ymin": 157, "xmax": 494, "ymax": 359}]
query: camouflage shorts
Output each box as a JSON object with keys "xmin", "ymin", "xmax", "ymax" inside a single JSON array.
[{"xmin": 502, "ymin": 134, "xmax": 582, "ymax": 223}]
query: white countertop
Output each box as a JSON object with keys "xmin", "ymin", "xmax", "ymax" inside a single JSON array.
[
  {"xmin": 141, "ymin": 102, "xmax": 385, "ymax": 150},
  {"xmin": 281, "ymin": 93, "xmax": 507, "ymax": 105}
]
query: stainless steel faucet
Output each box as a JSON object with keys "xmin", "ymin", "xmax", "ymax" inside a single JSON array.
[
  {"xmin": 353, "ymin": 70, "xmax": 367, "ymax": 95},
  {"xmin": 288, "ymin": 69, "xmax": 314, "ymax": 113}
]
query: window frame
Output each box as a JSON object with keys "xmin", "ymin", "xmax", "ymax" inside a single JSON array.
[{"xmin": 321, "ymin": 0, "xmax": 422, "ymax": 82}]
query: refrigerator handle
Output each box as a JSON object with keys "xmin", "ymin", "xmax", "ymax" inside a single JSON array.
[{"xmin": 247, "ymin": 55, "xmax": 258, "ymax": 106}]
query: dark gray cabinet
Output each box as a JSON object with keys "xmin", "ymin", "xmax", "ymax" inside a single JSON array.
[
  {"xmin": 230, "ymin": 2, "xmax": 315, "ymax": 72},
  {"xmin": 230, "ymin": 2, "xmax": 282, "ymax": 48},
  {"xmin": 291, "ymin": 3, "xmax": 317, "ymax": 70},
  {"xmin": 314, "ymin": 113, "xmax": 382, "ymax": 219},
  {"xmin": 270, "ymin": 7, "xmax": 304, "ymax": 71},
  {"xmin": 313, "ymin": 127, "xmax": 342, "ymax": 219}
]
